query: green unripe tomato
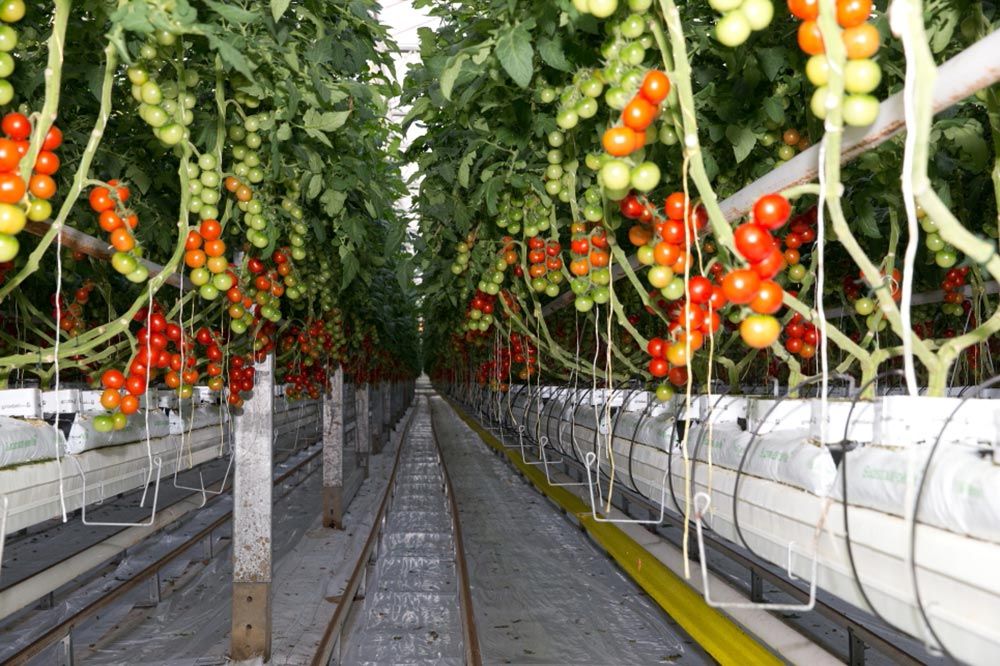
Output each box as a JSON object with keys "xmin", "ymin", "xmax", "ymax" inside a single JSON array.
[
  {"xmin": 842, "ymin": 94, "xmax": 880, "ymax": 127},
  {"xmin": 605, "ymin": 86, "xmax": 630, "ymax": 110},
  {"xmin": 126, "ymin": 265, "xmax": 149, "ymax": 283},
  {"xmin": 629, "ymin": 0, "xmax": 653, "ymax": 10},
  {"xmin": 854, "ymin": 297, "xmax": 875, "ymax": 316},
  {"xmin": 0, "ymin": 25, "xmax": 18, "ymax": 52},
  {"xmin": 199, "ymin": 284, "xmax": 219, "ymax": 300},
  {"xmin": 0, "ymin": 80, "xmax": 14, "ymax": 106},
  {"xmin": 934, "ymin": 249, "xmax": 957, "ymax": 268},
  {"xmin": 805, "ymin": 55, "xmax": 830, "ymax": 87},
  {"xmin": 555, "ymin": 108, "xmax": 579, "ymax": 130},
  {"xmin": 592, "ymin": 286, "xmax": 610, "ymax": 304},
  {"xmin": 662, "ymin": 276, "xmax": 686, "ymax": 300},
  {"xmin": 866, "ymin": 312, "xmax": 888, "ymax": 331},
  {"xmin": 27, "ymin": 198, "xmax": 51, "ymax": 222},
  {"xmin": 655, "ymin": 384, "xmax": 674, "ymax": 402},
  {"xmin": 709, "ymin": 0, "xmax": 742, "ymax": 12},
  {"xmin": 111, "ymin": 412, "xmax": 128, "ymax": 430},
  {"xmin": 647, "ymin": 265, "xmax": 674, "ymax": 289},
  {"xmin": 659, "ymin": 125, "xmax": 678, "ymax": 145},
  {"xmin": 630, "ymin": 161, "xmax": 661, "ymax": 192},
  {"xmin": 637, "ymin": 245, "xmax": 655, "ymax": 265},
  {"xmin": 571, "ymin": 279, "xmax": 589, "ymax": 295},
  {"xmin": 787, "ymin": 263, "xmax": 808, "ymax": 282},
  {"xmin": 576, "ymin": 97, "xmax": 598, "ymax": 118},
  {"xmin": 93, "ymin": 415, "xmax": 115, "ymax": 433},
  {"xmin": 844, "ymin": 59, "xmax": 882, "ymax": 94},
  {"xmin": 0, "ymin": 0, "xmax": 26, "ymax": 23},
  {"xmin": 600, "ymin": 159, "xmax": 631, "ymax": 190},
  {"xmin": 540, "ymin": 88, "xmax": 557, "ymax": 103},
  {"xmin": 715, "ymin": 10, "xmax": 751, "ymax": 47},
  {"xmin": 0, "ymin": 51, "xmax": 15, "ymax": 77},
  {"xmin": 547, "ymin": 130, "xmax": 565, "ymax": 147},
  {"xmin": 741, "ymin": 0, "xmax": 774, "ymax": 30},
  {"xmin": 924, "ymin": 232, "xmax": 944, "ymax": 252},
  {"xmin": 111, "ymin": 251, "xmax": 137, "ymax": 275},
  {"xmin": 158, "ymin": 123, "xmax": 184, "ymax": 145},
  {"xmin": 212, "ymin": 273, "xmax": 234, "ymax": 291},
  {"xmin": 575, "ymin": 294, "xmax": 595, "ymax": 312},
  {"xmin": 189, "ymin": 267, "xmax": 210, "ymax": 286}
]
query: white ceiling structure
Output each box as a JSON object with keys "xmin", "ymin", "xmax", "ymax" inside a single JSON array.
[{"xmin": 378, "ymin": 1, "xmax": 441, "ymax": 235}]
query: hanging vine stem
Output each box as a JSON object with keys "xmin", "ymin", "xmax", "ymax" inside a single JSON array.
[
  {"xmin": 888, "ymin": 0, "xmax": 1000, "ymax": 394},
  {"xmin": 0, "ymin": 0, "xmax": 76, "ymax": 303}
]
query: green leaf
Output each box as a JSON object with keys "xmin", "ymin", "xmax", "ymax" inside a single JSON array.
[
  {"xmin": 203, "ymin": 0, "xmax": 258, "ymax": 23},
  {"xmin": 303, "ymin": 108, "xmax": 351, "ymax": 132},
  {"xmin": 271, "ymin": 0, "xmax": 292, "ymax": 22},
  {"xmin": 762, "ymin": 96, "xmax": 785, "ymax": 125},
  {"xmin": 204, "ymin": 31, "xmax": 257, "ymax": 81},
  {"xmin": 495, "ymin": 24, "xmax": 534, "ymax": 88},
  {"xmin": 440, "ymin": 52, "xmax": 469, "ymax": 101},
  {"xmin": 457, "ymin": 149, "xmax": 477, "ymax": 188},
  {"xmin": 725, "ymin": 125, "xmax": 757, "ymax": 164},
  {"xmin": 756, "ymin": 47, "xmax": 787, "ymax": 81},
  {"xmin": 307, "ymin": 173, "xmax": 323, "ymax": 199},
  {"xmin": 340, "ymin": 250, "xmax": 360, "ymax": 290},
  {"xmin": 321, "ymin": 189, "xmax": 348, "ymax": 216},
  {"xmin": 536, "ymin": 36, "xmax": 570, "ymax": 72}
]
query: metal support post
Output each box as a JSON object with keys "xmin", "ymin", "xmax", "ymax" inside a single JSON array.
[
  {"xmin": 323, "ymin": 368, "xmax": 345, "ymax": 529},
  {"xmin": 230, "ymin": 354, "xmax": 274, "ymax": 662}
]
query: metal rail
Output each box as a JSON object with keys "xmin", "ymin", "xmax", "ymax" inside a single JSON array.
[
  {"xmin": 1, "ymin": 445, "xmax": 323, "ymax": 666},
  {"xmin": 24, "ymin": 220, "xmax": 188, "ymax": 289},
  {"xmin": 452, "ymin": 387, "xmax": 930, "ymax": 666},
  {"xmin": 542, "ymin": 28, "xmax": 1000, "ymax": 316}
]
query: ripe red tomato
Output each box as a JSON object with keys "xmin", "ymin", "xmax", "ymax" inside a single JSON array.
[
  {"xmin": 620, "ymin": 194, "xmax": 645, "ymax": 219},
  {"xmin": 34, "ymin": 151, "xmax": 59, "ymax": 175},
  {"xmin": 687, "ymin": 276, "xmax": 713, "ymax": 304},
  {"xmin": 740, "ymin": 314, "xmax": 781, "ymax": 349},
  {"xmin": 648, "ymin": 356, "xmax": 669, "ymax": 378},
  {"xmin": 89, "ymin": 186, "xmax": 114, "ymax": 212},
  {"xmin": 664, "ymin": 192, "xmax": 687, "ymax": 221},
  {"xmin": 101, "ymin": 369, "xmax": 126, "ymax": 389},
  {"xmin": 120, "ymin": 395, "xmax": 140, "ymax": 415},
  {"xmin": 200, "ymin": 219, "xmax": 222, "ymax": 241},
  {"xmin": 29, "ymin": 174, "xmax": 56, "ymax": 199},
  {"xmin": 753, "ymin": 193, "xmax": 791, "ymax": 230},
  {"xmin": 42, "ymin": 125, "xmax": 63, "ymax": 151},
  {"xmin": 125, "ymin": 373, "xmax": 147, "ymax": 396},
  {"xmin": 660, "ymin": 219, "xmax": 686, "ymax": 245},
  {"xmin": 639, "ymin": 70, "xmax": 671, "ymax": 105},
  {"xmin": 622, "ymin": 96, "xmax": 657, "ymax": 131},
  {"xmin": 787, "ymin": 0, "xmax": 819, "ymax": 18},
  {"xmin": 734, "ymin": 223, "xmax": 776, "ymax": 263},
  {"xmin": 668, "ymin": 366, "xmax": 688, "ymax": 387},
  {"xmin": 752, "ymin": 247, "xmax": 787, "ymax": 280},
  {"xmin": 0, "ymin": 137, "xmax": 19, "ymax": 172},
  {"xmin": 0, "ymin": 172, "xmax": 24, "ymax": 203},
  {"xmin": 721, "ymin": 269, "xmax": 761, "ymax": 305},
  {"xmin": 647, "ymin": 336, "xmax": 667, "ymax": 358},
  {"xmin": 2, "ymin": 113, "xmax": 30, "ymax": 141},
  {"xmin": 750, "ymin": 280, "xmax": 784, "ymax": 314}
]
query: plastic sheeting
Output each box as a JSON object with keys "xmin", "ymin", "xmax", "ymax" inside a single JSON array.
[
  {"xmin": 429, "ymin": 396, "xmax": 698, "ymax": 665},
  {"xmin": 0, "ymin": 415, "xmax": 61, "ymax": 468},
  {"xmin": 342, "ymin": 397, "xmax": 465, "ymax": 665}
]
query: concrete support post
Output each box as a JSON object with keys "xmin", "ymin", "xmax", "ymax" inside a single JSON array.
[
  {"xmin": 381, "ymin": 383, "xmax": 391, "ymax": 445},
  {"xmin": 356, "ymin": 383, "xmax": 371, "ymax": 477},
  {"xmin": 371, "ymin": 383, "xmax": 384, "ymax": 455},
  {"xmin": 322, "ymin": 368, "xmax": 345, "ymax": 529},
  {"xmin": 231, "ymin": 355, "xmax": 273, "ymax": 662}
]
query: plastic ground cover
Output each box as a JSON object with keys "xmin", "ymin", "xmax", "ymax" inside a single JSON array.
[{"xmin": 429, "ymin": 395, "xmax": 700, "ymax": 665}]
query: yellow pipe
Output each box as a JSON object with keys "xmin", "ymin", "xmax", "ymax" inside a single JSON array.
[{"xmin": 445, "ymin": 396, "xmax": 782, "ymax": 666}]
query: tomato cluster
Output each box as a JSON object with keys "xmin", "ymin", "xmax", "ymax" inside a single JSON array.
[
  {"xmin": 527, "ymin": 235, "xmax": 564, "ymax": 297},
  {"xmin": 918, "ymin": 204, "xmax": 960, "ymax": 269},
  {"xmin": 791, "ymin": 0, "xmax": 882, "ymax": 127},
  {"xmin": 940, "ymin": 266, "xmax": 970, "ymax": 317},
  {"xmin": 89, "ymin": 180, "xmax": 149, "ymax": 282},
  {"xmin": 601, "ymin": 70, "xmax": 670, "ymax": 161},
  {"xmin": 0, "ymin": 114, "xmax": 62, "ymax": 262},
  {"xmin": 568, "ymin": 220, "xmax": 612, "ymax": 312},
  {"xmin": 464, "ymin": 289, "xmax": 497, "ymax": 334},
  {"xmin": 711, "ymin": 0, "xmax": 774, "ymax": 48},
  {"xmin": 782, "ymin": 313, "xmax": 820, "ymax": 359},
  {"xmin": 450, "ymin": 232, "xmax": 475, "ymax": 276},
  {"xmin": 185, "ymin": 219, "xmax": 233, "ymax": 300},
  {"xmin": 496, "ymin": 191, "xmax": 552, "ymax": 238},
  {"xmin": 127, "ymin": 34, "xmax": 196, "ymax": 147}
]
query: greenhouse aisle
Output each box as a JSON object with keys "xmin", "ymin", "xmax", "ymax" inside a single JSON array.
[
  {"xmin": 341, "ymin": 395, "xmax": 467, "ymax": 664},
  {"xmin": 428, "ymin": 395, "xmax": 709, "ymax": 665}
]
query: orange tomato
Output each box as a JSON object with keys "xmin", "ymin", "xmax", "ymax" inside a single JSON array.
[
  {"xmin": 203, "ymin": 239, "xmax": 226, "ymax": 257},
  {"xmin": 622, "ymin": 96, "xmax": 657, "ymax": 131},
  {"xmin": 628, "ymin": 224, "xmax": 653, "ymax": 247},
  {"xmin": 797, "ymin": 21, "xmax": 824, "ymax": 55},
  {"xmin": 200, "ymin": 219, "xmax": 222, "ymax": 240},
  {"xmin": 29, "ymin": 174, "xmax": 56, "ymax": 199},
  {"xmin": 98, "ymin": 210, "xmax": 123, "ymax": 232},
  {"xmin": 787, "ymin": 0, "xmax": 819, "ymax": 20},
  {"xmin": 569, "ymin": 258, "xmax": 590, "ymax": 276},
  {"xmin": 843, "ymin": 23, "xmax": 879, "ymax": 59},
  {"xmin": 120, "ymin": 394, "xmax": 140, "ymax": 415},
  {"xmin": 0, "ymin": 172, "xmax": 25, "ymax": 203},
  {"xmin": 110, "ymin": 227, "xmax": 135, "ymax": 252},
  {"xmin": 653, "ymin": 241, "xmax": 679, "ymax": 266},
  {"xmin": 602, "ymin": 126, "xmax": 637, "ymax": 156},
  {"xmin": 836, "ymin": 0, "xmax": 871, "ymax": 28},
  {"xmin": 590, "ymin": 249, "xmax": 610, "ymax": 268},
  {"xmin": 185, "ymin": 250, "xmax": 207, "ymax": 268}
]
